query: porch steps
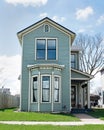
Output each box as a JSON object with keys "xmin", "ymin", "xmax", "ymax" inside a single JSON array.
[{"xmin": 71, "ymin": 108, "xmax": 92, "ymax": 113}]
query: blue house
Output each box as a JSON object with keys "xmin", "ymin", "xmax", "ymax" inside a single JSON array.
[{"xmin": 17, "ymin": 17, "xmax": 92, "ymax": 112}]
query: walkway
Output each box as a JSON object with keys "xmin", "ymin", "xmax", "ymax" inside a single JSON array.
[
  {"xmin": 0, "ymin": 114, "xmax": 104, "ymax": 126},
  {"xmin": 74, "ymin": 114, "xmax": 104, "ymax": 125}
]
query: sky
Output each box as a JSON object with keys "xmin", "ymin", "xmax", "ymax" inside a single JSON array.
[{"xmin": 0, "ymin": 0, "xmax": 104, "ymax": 95}]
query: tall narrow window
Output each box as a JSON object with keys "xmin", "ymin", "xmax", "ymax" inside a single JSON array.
[
  {"xmin": 33, "ymin": 77, "xmax": 38, "ymax": 102},
  {"xmin": 54, "ymin": 77, "xmax": 60, "ymax": 102},
  {"xmin": 42, "ymin": 76, "xmax": 50, "ymax": 102},
  {"xmin": 47, "ymin": 39, "xmax": 56, "ymax": 60},
  {"xmin": 71, "ymin": 54, "xmax": 76, "ymax": 69},
  {"xmin": 36, "ymin": 39, "xmax": 46, "ymax": 60}
]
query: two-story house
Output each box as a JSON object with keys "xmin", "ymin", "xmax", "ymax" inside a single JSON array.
[{"xmin": 17, "ymin": 17, "xmax": 92, "ymax": 112}]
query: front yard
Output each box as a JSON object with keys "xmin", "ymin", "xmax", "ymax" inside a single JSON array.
[
  {"xmin": 0, "ymin": 108, "xmax": 79, "ymax": 121},
  {"xmin": 0, "ymin": 124, "xmax": 104, "ymax": 130},
  {"xmin": 88, "ymin": 108, "xmax": 104, "ymax": 120},
  {"xmin": 0, "ymin": 108, "xmax": 104, "ymax": 130}
]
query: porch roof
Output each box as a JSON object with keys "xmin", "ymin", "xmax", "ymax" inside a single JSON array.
[{"xmin": 71, "ymin": 68, "xmax": 93, "ymax": 81}]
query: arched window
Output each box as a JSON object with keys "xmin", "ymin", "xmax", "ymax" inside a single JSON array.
[{"xmin": 44, "ymin": 24, "xmax": 50, "ymax": 32}]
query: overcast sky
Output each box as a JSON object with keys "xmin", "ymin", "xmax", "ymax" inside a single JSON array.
[{"xmin": 0, "ymin": 0, "xmax": 104, "ymax": 95}]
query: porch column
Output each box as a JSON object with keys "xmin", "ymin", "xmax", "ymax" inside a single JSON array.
[
  {"xmin": 82, "ymin": 86, "xmax": 85, "ymax": 108},
  {"xmin": 78, "ymin": 83, "xmax": 82, "ymax": 108},
  {"xmin": 80, "ymin": 84, "xmax": 83, "ymax": 108},
  {"xmin": 87, "ymin": 81, "xmax": 90, "ymax": 108}
]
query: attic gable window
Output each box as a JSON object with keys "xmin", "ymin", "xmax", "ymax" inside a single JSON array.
[
  {"xmin": 44, "ymin": 25, "xmax": 50, "ymax": 32},
  {"xmin": 36, "ymin": 38, "xmax": 57, "ymax": 60}
]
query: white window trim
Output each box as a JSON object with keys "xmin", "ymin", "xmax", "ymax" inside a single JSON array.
[
  {"xmin": 31, "ymin": 75, "xmax": 39, "ymax": 103},
  {"xmin": 41, "ymin": 74, "xmax": 51, "ymax": 103},
  {"xmin": 35, "ymin": 38, "xmax": 58, "ymax": 61},
  {"xmin": 53, "ymin": 75, "xmax": 61, "ymax": 103}
]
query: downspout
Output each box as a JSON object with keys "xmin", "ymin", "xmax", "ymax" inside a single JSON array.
[
  {"xmin": 51, "ymin": 71, "xmax": 54, "ymax": 112},
  {"xmin": 28, "ymin": 68, "xmax": 31, "ymax": 112},
  {"xmin": 38, "ymin": 71, "xmax": 40, "ymax": 112}
]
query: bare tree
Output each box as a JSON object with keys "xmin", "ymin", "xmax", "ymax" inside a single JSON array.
[
  {"xmin": 94, "ymin": 87, "xmax": 102, "ymax": 96},
  {"xmin": 74, "ymin": 34, "xmax": 104, "ymax": 76}
]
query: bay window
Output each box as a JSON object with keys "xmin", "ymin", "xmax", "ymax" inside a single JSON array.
[{"xmin": 31, "ymin": 74, "xmax": 61, "ymax": 103}]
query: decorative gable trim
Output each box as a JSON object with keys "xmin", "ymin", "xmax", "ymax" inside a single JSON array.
[
  {"xmin": 17, "ymin": 17, "xmax": 76, "ymax": 44},
  {"xmin": 27, "ymin": 64, "xmax": 65, "ymax": 70}
]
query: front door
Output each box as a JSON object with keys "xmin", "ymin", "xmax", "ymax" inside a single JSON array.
[{"xmin": 71, "ymin": 86, "xmax": 76, "ymax": 108}]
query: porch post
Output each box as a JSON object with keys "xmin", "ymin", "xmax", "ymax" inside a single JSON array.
[
  {"xmin": 87, "ymin": 81, "xmax": 90, "ymax": 108},
  {"xmin": 80, "ymin": 84, "xmax": 83, "ymax": 108}
]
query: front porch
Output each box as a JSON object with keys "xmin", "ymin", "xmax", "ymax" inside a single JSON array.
[
  {"xmin": 71, "ymin": 68, "xmax": 93, "ymax": 110},
  {"xmin": 71, "ymin": 80, "xmax": 90, "ymax": 109}
]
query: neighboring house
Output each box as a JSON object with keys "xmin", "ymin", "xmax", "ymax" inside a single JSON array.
[
  {"xmin": 100, "ymin": 67, "xmax": 104, "ymax": 107},
  {"xmin": 17, "ymin": 17, "xmax": 92, "ymax": 112},
  {"xmin": 90, "ymin": 94, "xmax": 100, "ymax": 107}
]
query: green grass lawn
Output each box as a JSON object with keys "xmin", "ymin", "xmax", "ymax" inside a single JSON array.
[
  {"xmin": 0, "ymin": 108, "xmax": 79, "ymax": 121},
  {"xmin": 0, "ymin": 124, "xmax": 104, "ymax": 130},
  {"xmin": 88, "ymin": 108, "xmax": 104, "ymax": 120}
]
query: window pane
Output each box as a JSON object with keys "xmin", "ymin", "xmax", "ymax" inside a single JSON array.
[
  {"xmin": 42, "ymin": 76, "xmax": 50, "ymax": 102},
  {"xmin": 47, "ymin": 39, "xmax": 56, "ymax": 60},
  {"xmin": 37, "ymin": 50, "xmax": 45, "ymax": 59},
  {"xmin": 42, "ymin": 89, "xmax": 49, "ymax": 102},
  {"xmin": 47, "ymin": 50, "xmax": 56, "ymax": 60},
  {"xmin": 33, "ymin": 77, "xmax": 38, "ymax": 89},
  {"xmin": 33, "ymin": 90, "xmax": 37, "ymax": 102},
  {"xmin": 33, "ymin": 77, "xmax": 38, "ymax": 102},
  {"xmin": 54, "ymin": 77, "xmax": 59, "ymax": 89},
  {"xmin": 36, "ymin": 39, "xmax": 46, "ymax": 60},
  {"xmin": 71, "ymin": 54, "xmax": 76, "ymax": 68},
  {"xmin": 37, "ymin": 39, "xmax": 45, "ymax": 49},
  {"xmin": 47, "ymin": 39, "xmax": 56, "ymax": 49},
  {"xmin": 54, "ymin": 90, "xmax": 59, "ymax": 102},
  {"xmin": 42, "ymin": 76, "xmax": 50, "ymax": 88},
  {"xmin": 54, "ymin": 77, "xmax": 59, "ymax": 102},
  {"xmin": 71, "ymin": 54, "xmax": 75, "ymax": 62}
]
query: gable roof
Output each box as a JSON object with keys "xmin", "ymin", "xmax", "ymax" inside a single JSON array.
[
  {"xmin": 71, "ymin": 45, "xmax": 83, "ymax": 52},
  {"xmin": 17, "ymin": 17, "xmax": 76, "ymax": 44},
  {"xmin": 71, "ymin": 68, "xmax": 93, "ymax": 80}
]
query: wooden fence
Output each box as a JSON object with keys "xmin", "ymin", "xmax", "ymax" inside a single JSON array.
[{"xmin": 0, "ymin": 92, "xmax": 20, "ymax": 109}]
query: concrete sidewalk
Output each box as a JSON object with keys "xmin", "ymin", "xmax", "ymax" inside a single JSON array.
[{"xmin": 0, "ymin": 114, "xmax": 104, "ymax": 126}]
